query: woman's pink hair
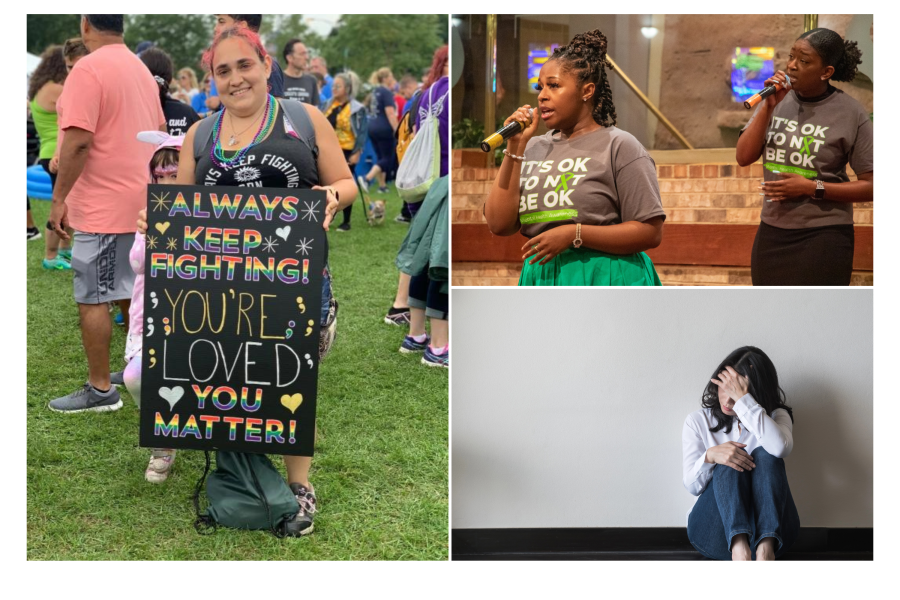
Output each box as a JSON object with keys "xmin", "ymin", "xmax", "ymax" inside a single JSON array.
[
  {"xmin": 201, "ymin": 26, "xmax": 269, "ymax": 72},
  {"xmin": 422, "ymin": 45, "xmax": 448, "ymax": 91}
]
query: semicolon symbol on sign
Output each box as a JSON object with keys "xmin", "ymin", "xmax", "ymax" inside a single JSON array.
[
  {"xmin": 296, "ymin": 296, "xmax": 306, "ymax": 313},
  {"xmin": 150, "ymin": 291, "xmax": 158, "ymax": 309},
  {"xmin": 148, "ymin": 348, "xmax": 157, "ymax": 368},
  {"xmin": 305, "ymin": 319, "xmax": 314, "ymax": 336},
  {"xmin": 146, "ymin": 317, "xmax": 155, "ymax": 337}
]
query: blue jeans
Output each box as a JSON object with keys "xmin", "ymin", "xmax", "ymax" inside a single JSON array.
[{"xmin": 687, "ymin": 447, "xmax": 800, "ymax": 560}]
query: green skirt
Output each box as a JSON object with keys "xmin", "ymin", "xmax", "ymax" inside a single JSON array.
[{"xmin": 518, "ymin": 248, "xmax": 662, "ymax": 286}]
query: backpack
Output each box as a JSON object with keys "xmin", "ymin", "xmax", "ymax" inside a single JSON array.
[
  {"xmin": 193, "ymin": 98, "xmax": 318, "ymax": 181},
  {"xmin": 395, "ymin": 85, "xmax": 447, "ymax": 203},
  {"xmin": 395, "ymin": 90, "xmax": 422, "ymax": 164},
  {"xmin": 195, "ymin": 451, "xmax": 299, "ymax": 535}
]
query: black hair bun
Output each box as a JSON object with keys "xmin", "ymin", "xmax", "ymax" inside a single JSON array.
[{"xmin": 832, "ymin": 38, "xmax": 863, "ymax": 82}]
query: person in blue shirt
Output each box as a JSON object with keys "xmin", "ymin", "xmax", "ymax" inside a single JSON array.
[{"xmin": 311, "ymin": 56, "xmax": 333, "ymax": 107}]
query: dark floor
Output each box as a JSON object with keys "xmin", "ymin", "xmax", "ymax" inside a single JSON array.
[
  {"xmin": 454, "ymin": 550, "xmax": 873, "ymax": 560},
  {"xmin": 452, "ymin": 527, "xmax": 873, "ymax": 561}
]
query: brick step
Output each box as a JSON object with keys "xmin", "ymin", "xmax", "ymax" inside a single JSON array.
[{"xmin": 452, "ymin": 262, "xmax": 873, "ymax": 287}]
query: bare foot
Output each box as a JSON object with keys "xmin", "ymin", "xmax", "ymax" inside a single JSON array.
[
  {"xmin": 756, "ymin": 537, "xmax": 776, "ymax": 561},
  {"xmin": 731, "ymin": 533, "xmax": 752, "ymax": 561}
]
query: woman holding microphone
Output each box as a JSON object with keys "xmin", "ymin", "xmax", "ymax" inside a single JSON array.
[
  {"xmin": 484, "ymin": 29, "xmax": 665, "ymax": 286},
  {"xmin": 737, "ymin": 28, "xmax": 872, "ymax": 285}
]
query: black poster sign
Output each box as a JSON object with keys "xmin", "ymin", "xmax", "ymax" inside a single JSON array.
[{"xmin": 139, "ymin": 185, "xmax": 325, "ymax": 456}]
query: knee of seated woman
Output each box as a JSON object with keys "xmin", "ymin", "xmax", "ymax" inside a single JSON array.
[{"xmin": 751, "ymin": 446, "xmax": 782, "ymax": 464}]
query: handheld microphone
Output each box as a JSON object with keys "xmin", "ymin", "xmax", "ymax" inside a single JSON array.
[
  {"xmin": 480, "ymin": 109, "xmax": 534, "ymax": 152},
  {"xmin": 743, "ymin": 80, "xmax": 789, "ymax": 109}
]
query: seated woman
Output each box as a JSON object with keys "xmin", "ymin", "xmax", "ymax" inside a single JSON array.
[{"xmin": 682, "ymin": 346, "xmax": 799, "ymax": 560}]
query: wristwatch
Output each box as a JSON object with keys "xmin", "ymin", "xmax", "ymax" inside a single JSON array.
[
  {"xmin": 573, "ymin": 223, "xmax": 583, "ymax": 248},
  {"xmin": 814, "ymin": 179, "xmax": 825, "ymax": 199}
]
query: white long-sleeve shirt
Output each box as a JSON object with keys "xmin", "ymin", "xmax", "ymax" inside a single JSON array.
[{"xmin": 682, "ymin": 393, "xmax": 793, "ymax": 497}]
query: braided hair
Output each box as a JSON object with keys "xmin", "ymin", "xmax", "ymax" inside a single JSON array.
[
  {"xmin": 797, "ymin": 28, "xmax": 863, "ymax": 82},
  {"xmin": 549, "ymin": 29, "xmax": 617, "ymax": 127}
]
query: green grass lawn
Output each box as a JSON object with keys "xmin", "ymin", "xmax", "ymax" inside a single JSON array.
[{"xmin": 26, "ymin": 189, "xmax": 448, "ymax": 560}]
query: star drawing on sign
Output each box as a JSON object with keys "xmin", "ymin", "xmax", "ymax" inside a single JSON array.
[
  {"xmin": 263, "ymin": 235, "xmax": 280, "ymax": 253},
  {"xmin": 301, "ymin": 200, "xmax": 321, "ymax": 223},
  {"xmin": 150, "ymin": 192, "xmax": 171, "ymax": 212},
  {"xmin": 295, "ymin": 237, "xmax": 313, "ymax": 256},
  {"xmin": 146, "ymin": 235, "xmax": 158, "ymax": 249},
  {"xmin": 166, "ymin": 237, "xmax": 178, "ymax": 250}
]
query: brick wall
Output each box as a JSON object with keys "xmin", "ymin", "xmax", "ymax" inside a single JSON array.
[
  {"xmin": 452, "ymin": 150, "xmax": 873, "ymax": 286},
  {"xmin": 452, "ymin": 262, "xmax": 874, "ymax": 287},
  {"xmin": 451, "ymin": 151, "xmax": 871, "ymax": 226}
]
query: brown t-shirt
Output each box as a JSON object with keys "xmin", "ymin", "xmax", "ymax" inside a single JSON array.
[
  {"xmin": 743, "ymin": 88, "xmax": 873, "ymax": 229},
  {"xmin": 518, "ymin": 126, "xmax": 666, "ymax": 238}
]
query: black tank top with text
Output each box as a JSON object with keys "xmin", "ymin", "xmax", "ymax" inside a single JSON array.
[
  {"xmin": 194, "ymin": 105, "xmax": 327, "ymax": 263},
  {"xmin": 194, "ymin": 104, "xmax": 318, "ymax": 189}
]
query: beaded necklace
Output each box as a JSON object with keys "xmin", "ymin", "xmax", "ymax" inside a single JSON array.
[{"xmin": 210, "ymin": 94, "xmax": 276, "ymax": 169}]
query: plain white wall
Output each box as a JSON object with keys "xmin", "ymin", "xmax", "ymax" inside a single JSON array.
[{"xmin": 452, "ymin": 289, "xmax": 873, "ymax": 528}]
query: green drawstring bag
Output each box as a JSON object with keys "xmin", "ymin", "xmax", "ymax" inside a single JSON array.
[{"xmin": 194, "ymin": 451, "xmax": 298, "ymax": 534}]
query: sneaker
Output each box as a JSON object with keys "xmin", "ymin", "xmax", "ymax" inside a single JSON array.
[
  {"xmin": 42, "ymin": 257, "xmax": 71, "ymax": 271},
  {"xmin": 356, "ymin": 175, "xmax": 369, "ymax": 194},
  {"xmin": 378, "ymin": 186, "xmax": 390, "ymax": 194},
  {"xmin": 110, "ymin": 370, "xmax": 125, "ymax": 386},
  {"xmin": 400, "ymin": 334, "xmax": 430, "ymax": 354},
  {"xmin": 145, "ymin": 449, "xmax": 176, "ymax": 483},
  {"xmin": 114, "ymin": 311, "xmax": 124, "ymax": 326},
  {"xmin": 58, "ymin": 248, "xmax": 72, "ymax": 262},
  {"xmin": 422, "ymin": 346, "xmax": 449, "ymax": 368},
  {"xmin": 284, "ymin": 483, "xmax": 317, "ymax": 536},
  {"xmin": 384, "ymin": 306, "xmax": 411, "ymax": 326},
  {"xmin": 27, "ymin": 227, "xmax": 42, "ymax": 241},
  {"xmin": 394, "ymin": 214, "xmax": 411, "ymax": 223},
  {"xmin": 48, "ymin": 383, "xmax": 123, "ymax": 413},
  {"xmin": 336, "ymin": 222, "xmax": 351, "ymax": 232}
]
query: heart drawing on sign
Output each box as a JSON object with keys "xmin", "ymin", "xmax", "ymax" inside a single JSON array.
[
  {"xmin": 280, "ymin": 393, "xmax": 303, "ymax": 414},
  {"xmin": 155, "ymin": 221, "xmax": 171, "ymax": 235},
  {"xmin": 276, "ymin": 226, "xmax": 291, "ymax": 241},
  {"xmin": 158, "ymin": 386, "xmax": 184, "ymax": 410}
]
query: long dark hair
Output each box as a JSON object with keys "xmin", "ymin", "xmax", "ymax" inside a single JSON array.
[
  {"xmin": 28, "ymin": 45, "xmax": 67, "ymax": 101},
  {"xmin": 701, "ymin": 346, "xmax": 793, "ymax": 433},
  {"xmin": 140, "ymin": 47, "xmax": 175, "ymax": 110},
  {"xmin": 549, "ymin": 29, "xmax": 617, "ymax": 127},
  {"xmin": 797, "ymin": 27, "xmax": 863, "ymax": 83}
]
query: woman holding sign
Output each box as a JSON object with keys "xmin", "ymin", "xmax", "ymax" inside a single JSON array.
[
  {"xmin": 140, "ymin": 26, "xmax": 356, "ymax": 536},
  {"xmin": 483, "ymin": 29, "xmax": 666, "ymax": 286},
  {"xmin": 736, "ymin": 28, "xmax": 872, "ymax": 286}
]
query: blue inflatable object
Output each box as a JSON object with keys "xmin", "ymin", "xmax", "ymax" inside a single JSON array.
[{"xmin": 27, "ymin": 164, "xmax": 52, "ymax": 200}]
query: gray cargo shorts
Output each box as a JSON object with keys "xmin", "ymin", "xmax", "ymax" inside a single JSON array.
[{"xmin": 72, "ymin": 232, "xmax": 136, "ymax": 304}]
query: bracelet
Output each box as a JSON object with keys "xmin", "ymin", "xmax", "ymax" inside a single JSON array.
[{"xmin": 503, "ymin": 149, "xmax": 525, "ymax": 161}]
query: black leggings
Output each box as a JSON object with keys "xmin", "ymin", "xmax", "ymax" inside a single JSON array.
[{"xmin": 39, "ymin": 159, "xmax": 58, "ymax": 230}]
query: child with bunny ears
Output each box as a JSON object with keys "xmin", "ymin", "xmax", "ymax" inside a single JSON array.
[{"xmin": 123, "ymin": 131, "xmax": 184, "ymax": 483}]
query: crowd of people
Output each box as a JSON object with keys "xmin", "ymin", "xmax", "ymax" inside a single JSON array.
[{"xmin": 27, "ymin": 14, "xmax": 449, "ymax": 538}]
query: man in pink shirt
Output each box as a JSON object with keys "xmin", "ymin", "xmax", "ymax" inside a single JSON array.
[{"xmin": 48, "ymin": 14, "xmax": 166, "ymax": 413}]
